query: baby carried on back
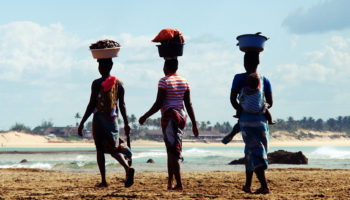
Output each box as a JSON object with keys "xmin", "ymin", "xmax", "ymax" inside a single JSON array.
[
  {"xmin": 235, "ymin": 73, "xmax": 274, "ymax": 124},
  {"xmin": 222, "ymin": 73, "xmax": 274, "ymax": 144}
]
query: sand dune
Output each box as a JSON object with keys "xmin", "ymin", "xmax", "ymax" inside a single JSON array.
[
  {"xmin": 0, "ymin": 131, "xmax": 48, "ymax": 146},
  {"xmin": 1, "ymin": 131, "xmax": 350, "ymax": 148}
]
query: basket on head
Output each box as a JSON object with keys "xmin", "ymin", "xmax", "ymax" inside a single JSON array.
[
  {"xmin": 90, "ymin": 48, "xmax": 121, "ymax": 59},
  {"xmin": 157, "ymin": 44, "xmax": 184, "ymax": 57},
  {"xmin": 89, "ymin": 39, "xmax": 121, "ymax": 59},
  {"xmin": 236, "ymin": 32, "xmax": 269, "ymax": 52}
]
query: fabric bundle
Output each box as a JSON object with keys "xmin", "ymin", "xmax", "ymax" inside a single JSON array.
[{"xmin": 152, "ymin": 28, "xmax": 185, "ymax": 43}]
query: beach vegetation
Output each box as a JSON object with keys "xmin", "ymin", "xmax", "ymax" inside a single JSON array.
[
  {"xmin": 7, "ymin": 115, "xmax": 350, "ymax": 140},
  {"xmin": 62, "ymin": 136, "xmax": 84, "ymax": 141},
  {"xmin": 10, "ymin": 122, "xmax": 31, "ymax": 132},
  {"xmin": 270, "ymin": 116, "xmax": 350, "ymax": 135},
  {"xmin": 33, "ymin": 120, "xmax": 54, "ymax": 132},
  {"xmin": 74, "ymin": 113, "xmax": 81, "ymax": 126}
]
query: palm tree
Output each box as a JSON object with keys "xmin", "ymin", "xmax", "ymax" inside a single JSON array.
[{"xmin": 75, "ymin": 112, "xmax": 81, "ymax": 126}]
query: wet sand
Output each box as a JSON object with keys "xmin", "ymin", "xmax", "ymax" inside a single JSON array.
[{"xmin": 0, "ymin": 168, "xmax": 349, "ymax": 199}]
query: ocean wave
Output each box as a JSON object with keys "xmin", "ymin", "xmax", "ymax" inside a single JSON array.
[
  {"xmin": 309, "ymin": 146, "xmax": 350, "ymax": 159},
  {"xmin": 132, "ymin": 151, "xmax": 167, "ymax": 159},
  {"xmin": 53, "ymin": 161, "xmax": 97, "ymax": 169},
  {"xmin": 182, "ymin": 148, "xmax": 242, "ymax": 158},
  {"xmin": 0, "ymin": 162, "xmax": 52, "ymax": 170}
]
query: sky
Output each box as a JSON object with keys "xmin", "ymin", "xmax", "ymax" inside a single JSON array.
[{"xmin": 0, "ymin": 0, "xmax": 350, "ymax": 130}]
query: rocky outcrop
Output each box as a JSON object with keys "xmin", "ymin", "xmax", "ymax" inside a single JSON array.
[
  {"xmin": 268, "ymin": 150, "xmax": 308, "ymax": 164},
  {"xmin": 147, "ymin": 158, "xmax": 155, "ymax": 164},
  {"xmin": 20, "ymin": 159, "xmax": 28, "ymax": 163},
  {"xmin": 229, "ymin": 150, "xmax": 308, "ymax": 165},
  {"xmin": 228, "ymin": 157, "xmax": 245, "ymax": 165}
]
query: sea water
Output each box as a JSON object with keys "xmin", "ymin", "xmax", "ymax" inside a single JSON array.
[{"xmin": 0, "ymin": 146, "xmax": 349, "ymax": 173}]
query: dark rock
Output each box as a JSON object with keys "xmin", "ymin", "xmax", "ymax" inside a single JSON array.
[
  {"xmin": 268, "ymin": 150, "xmax": 308, "ymax": 164},
  {"xmin": 20, "ymin": 159, "xmax": 28, "ymax": 163},
  {"xmin": 228, "ymin": 157, "xmax": 245, "ymax": 165},
  {"xmin": 228, "ymin": 150, "xmax": 308, "ymax": 165},
  {"xmin": 146, "ymin": 159, "xmax": 155, "ymax": 164}
]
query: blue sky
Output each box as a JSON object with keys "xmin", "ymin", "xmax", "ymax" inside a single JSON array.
[{"xmin": 0, "ymin": 0, "xmax": 350, "ymax": 130}]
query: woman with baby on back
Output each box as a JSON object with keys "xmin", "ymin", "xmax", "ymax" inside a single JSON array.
[{"xmin": 230, "ymin": 51, "xmax": 273, "ymax": 194}]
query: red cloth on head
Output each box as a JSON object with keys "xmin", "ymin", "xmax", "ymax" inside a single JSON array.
[
  {"xmin": 101, "ymin": 76, "xmax": 117, "ymax": 92},
  {"xmin": 152, "ymin": 28, "xmax": 185, "ymax": 43}
]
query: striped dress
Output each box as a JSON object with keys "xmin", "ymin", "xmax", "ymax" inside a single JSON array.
[{"xmin": 158, "ymin": 73, "xmax": 190, "ymax": 113}]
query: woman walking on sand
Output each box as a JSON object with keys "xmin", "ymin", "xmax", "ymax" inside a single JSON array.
[
  {"xmin": 139, "ymin": 59, "xmax": 199, "ymax": 191},
  {"xmin": 78, "ymin": 58, "xmax": 134, "ymax": 188},
  {"xmin": 230, "ymin": 52, "xmax": 273, "ymax": 194}
]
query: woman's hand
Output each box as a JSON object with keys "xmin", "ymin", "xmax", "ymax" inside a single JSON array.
[
  {"xmin": 192, "ymin": 123, "xmax": 199, "ymax": 138},
  {"xmin": 139, "ymin": 115, "xmax": 147, "ymax": 125},
  {"xmin": 124, "ymin": 124, "xmax": 131, "ymax": 136}
]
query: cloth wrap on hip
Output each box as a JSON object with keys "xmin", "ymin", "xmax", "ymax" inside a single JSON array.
[
  {"xmin": 161, "ymin": 108, "xmax": 187, "ymax": 159},
  {"xmin": 92, "ymin": 112, "xmax": 132, "ymax": 160},
  {"xmin": 239, "ymin": 112, "xmax": 269, "ymax": 172}
]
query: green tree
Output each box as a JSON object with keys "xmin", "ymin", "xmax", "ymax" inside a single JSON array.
[
  {"xmin": 10, "ymin": 123, "xmax": 31, "ymax": 132},
  {"xmin": 315, "ymin": 119, "xmax": 324, "ymax": 131},
  {"xmin": 75, "ymin": 112, "xmax": 81, "ymax": 126},
  {"xmin": 129, "ymin": 114, "xmax": 137, "ymax": 124},
  {"xmin": 199, "ymin": 121, "xmax": 207, "ymax": 131},
  {"xmin": 86, "ymin": 121, "xmax": 92, "ymax": 131},
  {"xmin": 206, "ymin": 121, "xmax": 211, "ymax": 131},
  {"xmin": 32, "ymin": 120, "xmax": 54, "ymax": 133}
]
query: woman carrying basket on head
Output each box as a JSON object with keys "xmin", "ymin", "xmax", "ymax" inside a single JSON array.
[
  {"xmin": 78, "ymin": 40, "xmax": 134, "ymax": 188},
  {"xmin": 139, "ymin": 29, "xmax": 199, "ymax": 191},
  {"xmin": 231, "ymin": 33, "xmax": 273, "ymax": 194}
]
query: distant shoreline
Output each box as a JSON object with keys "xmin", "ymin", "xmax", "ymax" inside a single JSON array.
[
  {"xmin": 1, "ymin": 131, "xmax": 350, "ymax": 149},
  {"xmin": 1, "ymin": 139, "xmax": 350, "ymax": 150}
]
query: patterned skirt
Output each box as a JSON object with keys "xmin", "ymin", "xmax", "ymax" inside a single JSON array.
[
  {"xmin": 239, "ymin": 112, "xmax": 269, "ymax": 172},
  {"xmin": 92, "ymin": 112, "xmax": 132, "ymax": 160},
  {"xmin": 161, "ymin": 108, "xmax": 187, "ymax": 159}
]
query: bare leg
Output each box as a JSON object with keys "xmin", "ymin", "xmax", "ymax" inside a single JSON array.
[
  {"xmin": 255, "ymin": 166, "xmax": 268, "ymax": 188},
  {"xmin": 169, "ymin": 153, "xmax": 183, "ymax": 190},
  {"xmin": 96, "ymin": 150, "xmax": 108, "ymax": 187},
  {"xmin": 167, "ymin": 153, "xmax": 174, "ymax": 190},
  {"xmin": 243, "ymin": 157, "xmax": 253, "ymax": 193},
  {"xmin": 111, "ymin": 152, "xmax": 134, "ymax": 187},
  {"xmin": 111, "ymin": 152, "xmax": 129, "ymax": 174},
  {"xmin": 265, "ymin": 110, "xmax": 276, "ymax": 125}
]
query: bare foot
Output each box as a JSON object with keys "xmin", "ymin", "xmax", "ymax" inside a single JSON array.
[
  {"xmin": 242, "ymin": 185, "xmax": 252, "ymax": 193},
  {"xmin": 125, "ymin": 168, "xmax": 135, "ymax": 188},
  {"xmin": 167, "ymin": 185, "xmax": 173, "ymax": 190},
  {"xmin": 172, "ymin": 185, "xmax": 183, "ymax": 191},
  {"xmin": 254, "ymin": 187, "xmax": 270, "ymax": 194},
  {"xmin": 95, "ymin": 182, "xmax": 108, "ymax": 188}
]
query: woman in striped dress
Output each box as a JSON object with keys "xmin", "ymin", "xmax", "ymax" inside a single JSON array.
[{"xmin": 139, "ymin": 59, "xmax": 199, "ymax": 191}]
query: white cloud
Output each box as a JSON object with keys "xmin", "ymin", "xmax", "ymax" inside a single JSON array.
[
  {"xmin": 271, "ymin": 35, "xmax": 350, "ymax": 87},
  {"xmin": 283, "ymin": 0, "xmax": 350, "ymax": 34},
  {"xmin": 1, "ymin": 21, "xmax": 350, "ymax": 128},
  {"xmin": 0, "ymin": 21, "xmax": 88, "ymax": 82},
  {"xmin": 290, "ymin": 35, "xmax": 300, "ymax": 49},
  {"xmin": 0, "ymin": 22, "xmax": 244, "ymax": 128}
]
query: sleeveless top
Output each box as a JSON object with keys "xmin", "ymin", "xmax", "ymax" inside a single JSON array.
[{"xmin": 95, "ymin": 76, "xmax": 118, "ymax": 119}]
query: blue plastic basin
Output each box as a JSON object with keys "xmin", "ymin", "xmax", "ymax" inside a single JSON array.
[{"xmin": 236, "ymin": 33, "xmax": 269, "ymax": 52}]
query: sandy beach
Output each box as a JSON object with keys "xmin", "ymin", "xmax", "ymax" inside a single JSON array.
[
  {"xmin": 1, "ymin": 131, "xmax": 350, "ymax": 148},
  {"xmin": 0, "ymin": 168, "xmax": 349, "ymax": 199}
]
